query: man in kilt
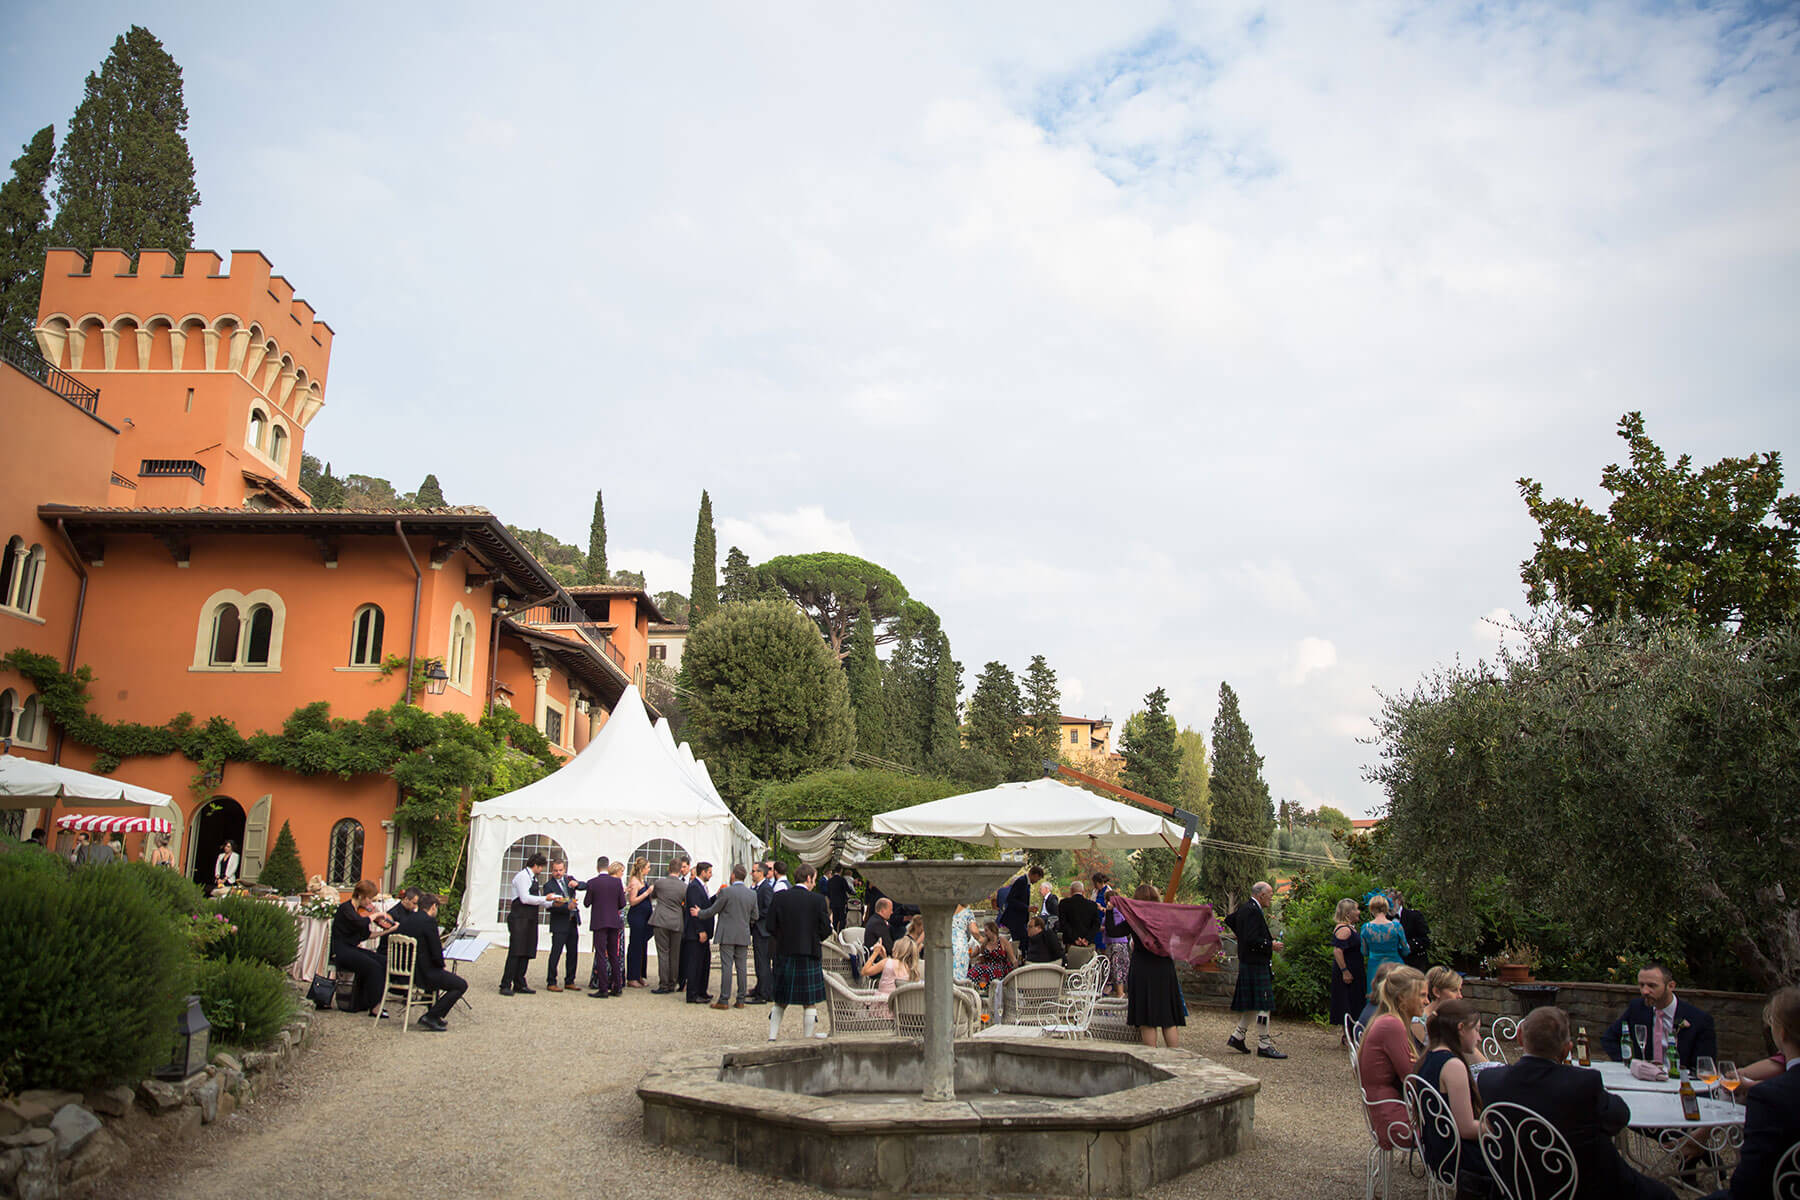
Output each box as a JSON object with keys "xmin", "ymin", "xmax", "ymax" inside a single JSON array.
[
  {"xmin": 765, "ymin": 862, "xmax": 833, "ymax": 1040},
  {"xmin": 1224, "ymin": 881, "xmax": 1288, "ymax": 1058}
]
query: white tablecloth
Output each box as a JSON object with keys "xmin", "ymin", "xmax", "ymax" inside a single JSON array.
[
  {"xmin": 1591, "ymin": 1061, "xmax": 1684, "ymax": 1093},
  {"xmin": 1617, "ymin": 1091, "xmax": 1744, "ymax": 1131}
]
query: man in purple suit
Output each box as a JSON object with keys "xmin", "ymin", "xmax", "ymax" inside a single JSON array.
[{"xmin": 585, "ymin": 858, "xmax": 627, "ymax": 998}]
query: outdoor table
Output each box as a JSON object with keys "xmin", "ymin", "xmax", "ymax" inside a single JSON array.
[
  {"xmin": 1609, "ymin": 1085, "xmax": 1744, "ymax": 1195},
  {"xmin": 1590, "ymin": 1061, "xmax": 1684, "ymax": 1093},
  {"xmin": 276, "ymin": 897, "xmax": 332, "ymax": 983}
]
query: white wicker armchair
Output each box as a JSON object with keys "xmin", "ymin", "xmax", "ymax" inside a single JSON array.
[
  {"xmin": 889, "ymin": 981, "xmax": 980, "ymax": 1038},
  {"xmin": 823, "ymin": 972, "xmax": 895, "ymax": 1035},
  {"xmin": 1001, "ymin": 963, "xmax": 1067, "ymax": 1026}
]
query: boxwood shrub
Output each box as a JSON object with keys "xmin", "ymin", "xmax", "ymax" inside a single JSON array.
[
  {"xmin": 196, "ymin": 957, "xmax": 295, "ymax": 1047},
  {"xmin": 207, "ymin": 895, "xmax": 299, "ymax": 970},
  {"xmin": 118, "ymin": 859, "xmax": 206, "ymax": 918},
  {"xmin": 0, "ymin": 853, "xmax": 191, "ymax": 1091}
]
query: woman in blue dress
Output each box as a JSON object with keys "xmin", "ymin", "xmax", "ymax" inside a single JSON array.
[
  {"xmin": 1330, "ymin": 897, "xmax": 1366, "ymax": 1041},
  {"xmin": 1360, "ymin": 893, "xmax": 1410, "ymax": 978}
]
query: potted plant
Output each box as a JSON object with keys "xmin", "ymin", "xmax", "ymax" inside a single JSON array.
[{"xmin": 1485, "ymin": 940, "xmax": 1541, "ymax": 984}]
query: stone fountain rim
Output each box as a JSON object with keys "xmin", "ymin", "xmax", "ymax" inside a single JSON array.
[{"xmin": 636, "ymin": 1039, "xmax": 1260, "ymax": 1135}]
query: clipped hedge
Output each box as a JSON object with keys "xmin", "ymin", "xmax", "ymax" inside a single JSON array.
[
  {"xmin": 207, "ymin": 895, "xmax": 299, "ymax": 971},
  {"xmin": 0, "ymin": 855, "xmax": 191, "ymax": 1091},
  {"xmin": 196, "ymin": 957, "xmax": 294, "ymax": 1047},
  {"xmin": 117, "ymin": 859, "xmax": 206, "ymax": 918}
]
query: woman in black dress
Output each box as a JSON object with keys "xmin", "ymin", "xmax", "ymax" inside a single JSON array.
[
  {"xmin": 1125, "ymin": 883, "xmax": 1186, "ymax": 1049},
  {"xmin": 331, "ymin": 879, "xmax": 395, "ymax": 1014},
  {"xmin": 1329, "ymin": 897, "xmax": 1366, "ymax": 1043},
  {"xmin": 624, "ymin": 857, "xmax": 653, "ymax": 988}
]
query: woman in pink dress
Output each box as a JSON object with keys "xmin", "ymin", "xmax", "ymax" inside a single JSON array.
[{"xmin": 1357, "ymin": 964, "xmax": 1425, "ymax": 1150}]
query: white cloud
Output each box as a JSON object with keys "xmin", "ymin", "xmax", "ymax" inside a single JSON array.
[
  {"xmin": 716, "ymin": 507, "xmax": 862, "ymax": 565},
  {"xmin": 1470, "ymin": 608, "xmax": 1529, "ymax": 661},
  {"xmin": 607, "ymin": 548, "xmax": 689, "ymax": 599},
  {"xmin": 1283, "ymin": 637, "xmax": 1339, "ymax": 686}
]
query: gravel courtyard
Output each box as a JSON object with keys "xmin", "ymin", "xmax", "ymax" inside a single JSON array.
[{"xmin": 105, "ymin": 951, "xmax": 1406, "ymax": 1200}]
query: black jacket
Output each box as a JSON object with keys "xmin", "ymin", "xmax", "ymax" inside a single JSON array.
[
  {"xmin": 1599, "ymin": 996, "xmax": 1717, "ymax": 1067},
  {"xmin": 768, "ymin": 884, "xmax": 832, "ymax": 959},
  {"xmin": 683, "ymin": 878, "xmax": 714, "ymax": 940},
  {"xmin": 825, "ymin": 874, "xmax": 851, "ymax": 912},
  {"xmin": 1225, "ymin": 899, "xmax": 1273, "ymax": 964},
  {"xmin": 395, "ymin": 907, "xmax": 446, "ymax": 972},
  {"xmin": 863, "ymin": 912, "xmax": 893, "ymax": 954},
  {"xmin": 754, "ymin": 877, "xmax": 776, "ymax": 937},
  {"xmin": 543, "ymin": 874, "xmax": 583, "ymax": 929},
  {"xmin": 1397, "ymin": 907, "xmax": 1430, "ymax": 966},
  {"xmin": 1058, "ymin": 894, "xmax": 1101, "ymax": 945},
  {"xmin": 1025, "ymin": 927, "xmax": 1065, "ymax": 964},
  {"xmin": 1000, "ymin": 881, "xmax": 1032, "ymax": 943},
  {"xmin": 1476, "ymin": 1055, "xmax": 1662, "ymax": 1199},
  {"xmin": 1724, "ymin": 1063, "xmax": 1800, "ymax": 1198}
]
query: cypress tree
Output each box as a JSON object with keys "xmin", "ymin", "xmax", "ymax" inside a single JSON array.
[
  {"xmin": 1197, "ymin": 682, "xmax": 1274, "ymax": 910},
  {"xmin": 689, "ymin": 490, "xmax": 718, "ymax": 625},
  {"xmin": 1022, "ymin": 654, "xmax": 1062, "ymax": 769},
  {"xmin": 0, "ymin": 126, "xmax": 55, "ymax": 347},
  {"xmin": 846, "ymin": 601, "xmax": 884, "ymax": 757},
  {"xmin": 925, "ymin": 631, "xmax": 961, "ymax": 759},
  {"xmin": 50, "ymin": 26, "xmax": 201, "ymax": 260},
  {"xmin": 585, "ymin": 489, "xmax": 608, "ymax": 583},
  {"xmin": 415, "ymin": 473, "xmax": 446, "ymax": 507},
  {"xmin": 965, "ymin": 661, "xmax": 1026, "ymax": 777}
]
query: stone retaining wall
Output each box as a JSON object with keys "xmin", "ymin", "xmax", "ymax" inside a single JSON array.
[
  {"xmin": 1175, "ymin": 962, "xmax": 1774, "ymax": 1064},
  {"xmin": 0, "ymin": 1002, "xmax": 320, "ymax": 1199}
]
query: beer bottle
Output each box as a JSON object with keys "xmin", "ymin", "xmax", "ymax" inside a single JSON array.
[
  {"xmin": 1620, "ymin": 1026, "xmax": 1634, "ymax": 1064},
  {"xmin": 1679, "ymin": 1075, "xmax": 1700, "ymax": 1121},
  {"xmin": 1576, "ymin": 1026, "xmax": 1590, "ymax": 1067}
]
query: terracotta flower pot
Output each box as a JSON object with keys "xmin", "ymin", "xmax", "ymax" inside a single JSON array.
[{"xmin": 1497, "ymin": 963, "xmax": 1533, "ymax": 984}]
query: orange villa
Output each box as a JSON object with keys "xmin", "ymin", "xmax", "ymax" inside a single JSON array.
[{"xmin": 0, "ymin": 247, "xmax": 654, "ymax": 891}]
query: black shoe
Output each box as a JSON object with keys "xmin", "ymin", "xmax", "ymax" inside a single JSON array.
[
  {"xmin": 418, "ymin": 1016, "xmax": 448, "ymax": 1032},
  {"xmin": 700, "ymin": 994, "xmax": 714, "ymax": 1001},
  {"xmin": 687, "ymin": 997, "xmax": 707, "ymax": 1004},
  {"xmin": 610, "ymin": 990, "xmax": 623, "ymax": 998},
  {"xmin": 1226, "ymin": 1035, "xmax": 1250, "ymax": 1054},
  {"xmin": 498, "ymin": 986, "xmax": 514, "ymax": 996},
  {"xmin": 651, "ymin": 987, "xmax": 673, "ymax": 995},
  {"xmin": 745, "ymin": 997, "xmax": 768, "ymax": 1005},
  {"xmin": 514, "ymin": 984, "xmax": 536, "ymax": 995},
  {"xmin": 588, "ymin": 989, "xmax": 607, "ymax": 999},
  {"xmin": 1256, "ymin": 1045, "xmax": 1288, "ymax": 1059}
]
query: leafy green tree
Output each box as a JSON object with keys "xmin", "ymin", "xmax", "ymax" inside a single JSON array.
[
  {"xmin": 652, "ymin": 591, "xmax": 689, "ymax": 624},
  {"xmin": 50, "ymin": 26, "xmax": 201, "ymax": 260},
  {"xmin": 0, "ymin": 126, "xmax": 55, "ymax": 347},
  {"xmin": 585, "ymin": 489, "xmax": 608, "ymax": 583},
  {"xmin": 506, "ymin": 524, "xmax": 586, "ymax": 585},
  {"xmin": 965, "ymin": 661, "xmax": 1029, "ymax": 779},
  {"xmin": 845, "ymin": 601, "xmax": 884, "ymax": 757},
  {"xmin": 1175, "ymin": 725, "xmax": 1212, "ymax": 834},
  {"xmin": 1022, "ymin": 654, "xmax": 1061, "ymax": 768},
  {"xmin": 414, "ymin": 473, "xmax": 446, "ymax": 507},
  {"xmin": 1373, "ymin": 612, "xmax": 1800, "ymax": 991},
  {"xmin": 1198, "ymin": 682, "xmax": 1274, "ymax": 910},
  {"xmin": 1120, "ymin": 687, "xmax": 1180, "ymax": 805},
  {"xmin": 255, "ymin": 820, "xmax": 305, "ymax": 893},
  {"xmin": 1520, "ymin": 411, "xmax": 1800, "ymax": 634},
  {"xmin": 926, "ymin": 630, "xmax": 962, "ymax": 761},
  {"xmin": 720, "ymin": 546, "xmax": 762, "ymax": 605},
  {"xmin": 609, "ymin": 568, "xmax": 645, "ymax": 587},
  {"xmin": 679, "ymin": 599, "xmax": 853, "ymax": 802},
  {"xmin": 758, "ymin": 552, "xmax": 909, "ymax": 658},
  {"xmin": 689, "ymin": 491, "xmax": 717, "ymax": 626}
]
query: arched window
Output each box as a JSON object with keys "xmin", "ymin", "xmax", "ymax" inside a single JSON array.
[
  {"xmin": 497, "ymin": 834, "xmax": 568, "ymax": 924},
  {"xmin": 628, "ymin": 838, "xmax": 691, "ymax": 882},
  {"xmin": 0, "ymin": 689, "xmax": 15, "ymax": 740},
  {"xmin": 243, "ymin": 605, "xmax": 274, "ymax": 666},
  {"xmin": 209, "ymin": 603, "xmax": 241, "ymax": 666},
  {"xmin": 349, "ymin": 604, "xmax": 384, "ymax": 666},
  {"xmin": 247, "ymin": 407, "xmax": 268, "ymax": 451},
  {"xmin": 447, "ymin": 604, "xmax": 477, "ymax": 691},
  {"xmin": 326, "ymin": 818, "xmax": 364, "ymax": 888},
  {"xmin": 269, "ymin": 424, "xmax": 288, "ymax": 467},
  {"xmin": 1, "ymin": 539, "xmax": 44, "ymax": 615},
  {"xmin": 14, "ymin": 694, "xmax": 40, "ymax": 746},
  {"xmin": 0, "ymin": 538, "xmax": 20, "ymax": 605}
]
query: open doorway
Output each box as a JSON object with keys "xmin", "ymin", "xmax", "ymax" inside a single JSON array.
[{"xmin": 190, "ymin": 796, "xmax": 246, "ymax": 893}]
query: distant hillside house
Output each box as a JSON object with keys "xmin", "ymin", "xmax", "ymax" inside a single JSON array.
[
  {"xmin": 647, "ymin": 622, "xmax": 688, "ymax": 673},
  {"xmin": 1059, "ymin": 714, "xmax": 1115, "ymax": 764}
]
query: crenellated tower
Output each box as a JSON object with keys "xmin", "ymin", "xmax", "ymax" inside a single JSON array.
[{"xmin": 33, "ymin": 248, "xmax": 335, "ymax": 509}]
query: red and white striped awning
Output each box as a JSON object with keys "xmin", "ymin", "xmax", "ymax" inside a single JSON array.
[{"xmin": 56, "ymin": 814, "xmax": 172, "ymax": 834}]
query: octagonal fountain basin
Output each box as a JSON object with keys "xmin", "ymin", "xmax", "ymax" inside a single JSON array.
[{"xmin": 638, "ymin": 1038, "xmax": 1259, "ymax": 1198}]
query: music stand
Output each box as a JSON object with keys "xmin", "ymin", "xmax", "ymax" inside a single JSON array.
[{"xmin": 443, "ymin": 932, "xmax": 493, "ymax": 1020}]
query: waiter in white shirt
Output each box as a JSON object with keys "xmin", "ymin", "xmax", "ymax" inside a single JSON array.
[{"xmin": 500, "ymin": 852, "xmax": 553, "ymax": 995}]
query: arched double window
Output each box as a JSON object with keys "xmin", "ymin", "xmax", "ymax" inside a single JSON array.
[
  {"xmin": 0, "ymin": 688, "xmax": 43, "ymax": 748},
  {"xmin": 349, "ymin": 604, "xmax": 384, "ymax": 667},
  {"xmin": 326, "ymin": 818, "xmax": 364, "ymax": 888},
  {"xmin": 447, "ymin": 604, "xmax": 477, "ymax": 691},
  {"xmin": 1, "ymin": 537, "xmax": 45, "ymax": 616},
  {"xmin": 192, "ymin": 589, "xmax": 285, "ymax": 671},
  {"xmin": 497, "ymin": 834, "xmax": 568, "ymax": 925},
  {"xmin": 628, "ymin": 838, "xmax": 691, "ymax": 882},
  {"xmin": 247, "ymin": 407, "xmax": 269, "ymax": 452}
]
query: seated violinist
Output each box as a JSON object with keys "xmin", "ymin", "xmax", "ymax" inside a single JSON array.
[{"xmin": 331, "ymin": 880, "xmax": 397, "ymax": 1016}]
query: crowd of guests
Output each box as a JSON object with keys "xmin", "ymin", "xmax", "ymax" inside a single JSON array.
[{"xmin": 1353, "ymin": 957, "xmax": 1800, "ymax": 1200}]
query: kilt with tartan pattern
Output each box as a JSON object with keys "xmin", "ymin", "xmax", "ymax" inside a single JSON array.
[
  {"xmin": 770, "ymin": 954, "xmax": 826, "ymax": 1008},
  {"xmin": 1231, "ymin": 960, "xmax": 1274, "ymax": 1012}
]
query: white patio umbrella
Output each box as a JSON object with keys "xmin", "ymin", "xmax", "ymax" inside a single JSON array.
[
  {"xmin": 0, "ymin": 753, "xmax": 173, "ymax": 807},
  {"xmin": 871, "ymin": 777, "xmax": 1185, "ymax": 848}
]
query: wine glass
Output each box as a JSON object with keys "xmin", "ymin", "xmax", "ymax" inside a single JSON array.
[
  {"xmin": 1696, "ymin": 1056, "xmax": 1719, "ymax": 1095},
  {"xmin": 1719, "ymin": 1061, "xmax": 1740, "ymax": 1102},
  {"xmin": 1634, "ymin": 1024, "xmax": 1650, "ymax": 1062}
]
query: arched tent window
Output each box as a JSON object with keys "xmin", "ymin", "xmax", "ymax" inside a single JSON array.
[
  {"xmin": 247, "ymin": 407, "xmax": 268, "ymax": 451},
  {"xmin": 269, "ymin": 424, "xmax": 288, "ymax": 466},
  {"xmin": 497, "ymin": 834, "xmax": 567, "ymax": 925},
  {"xmin": 209, "ymin": 603, "xmax": 241, "ymax": 666},
  {"xmin": 326, "ymin": 819, "xmax": 364, "ymax": 887},
  {"xmin": 243, "ymin": 605, "xmax": 274, "ymax": 666},
  {"xmin": 349, "ymin": 604, "xmax": 384, "ymax": 666},
  {"xmin": 629, "ymin": 838, "xmax": 691, "ymax": 882}
]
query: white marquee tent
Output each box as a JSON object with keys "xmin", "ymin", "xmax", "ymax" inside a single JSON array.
[{"xmin": 466, "ymin": 686, "xmax": 762, "ymax": 944}]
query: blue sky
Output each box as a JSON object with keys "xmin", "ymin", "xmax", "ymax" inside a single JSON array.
[{"xmin": 5, "ymin": 2, "xmax": 1796, "ymax": 815}]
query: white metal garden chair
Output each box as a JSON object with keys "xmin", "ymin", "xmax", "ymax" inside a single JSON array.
[
  {"xmin": 1481, "ymin": 1015, "xmax": 1522, "ymax": 1065},
  {"xmin": 1345, "ymin": 1015, "xmax": 1366, "ymax": 1076},
  {"xmin": 1775, "ymin": 1141, "xmax": 1800, "ymax": 1200},
  {"xmin": 1403, "ymin": 1074, "xmax": 1460, "ymax": 1200},
  {"xmin": 1479, "ymin": 1101, "xmax": 1578, "ymax": 1200},
  {"xmin": 1357, "ymin": 1077, "xmax": 1416, "ymax": 1200},
  {"xmin": 823, "ymin": 972, "xmax": 895, "ymax": 1035}
]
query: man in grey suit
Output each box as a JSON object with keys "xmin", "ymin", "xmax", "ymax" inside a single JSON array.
[
  {"xmin": 649, "ymin": 857, "xmax": 690, "ymax": 994},
  {"xmin": 694, "ymin": 863, "xmax": 760, "ymax": 1009}
]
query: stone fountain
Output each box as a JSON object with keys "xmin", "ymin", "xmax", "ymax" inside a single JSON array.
[{"xmin": 638, "ymin": 861, "xmax": 1258, "ymax": 1197}]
